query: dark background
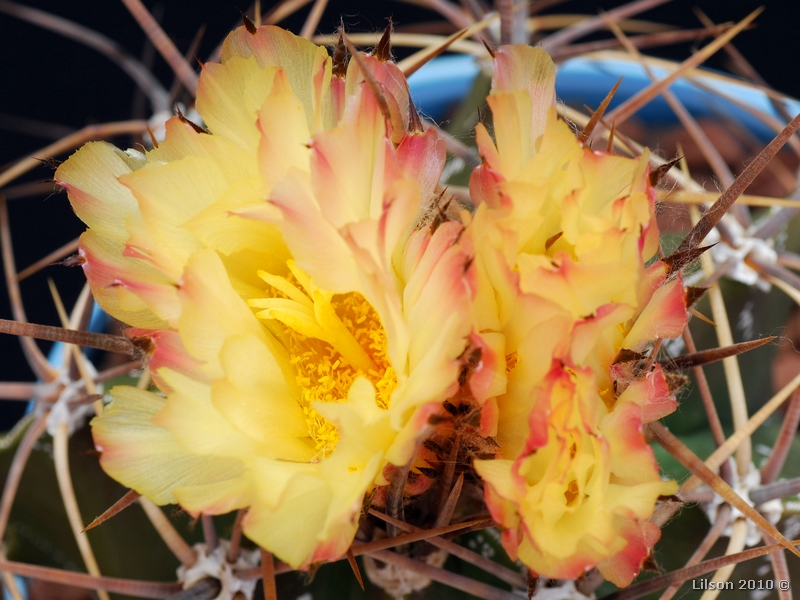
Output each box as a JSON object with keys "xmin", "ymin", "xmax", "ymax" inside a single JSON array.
[{"xmin": 0, "ymin": 0, "xmax": 797, "ymax": 428}]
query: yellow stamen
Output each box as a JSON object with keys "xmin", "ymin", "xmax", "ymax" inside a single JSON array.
[
  {"xmin": 313, "ymin": 290, "xmax": 377, "ymax": 373},
  {"xmin": 250, "ymin": 263, "xmax": 397, "ymax": 459},
  {"xmin": 257, "ymin": 270, "xmax": 313, "ymax": 308}
]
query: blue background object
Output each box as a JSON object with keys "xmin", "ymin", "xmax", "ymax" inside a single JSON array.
[
  {"xmin": 3, "ymin": 576, "xmax": 27, "ymax": 600},
  {"xmin": 408, "ymin": 55, "xmax": 481, "ymax": 121},
  {"xmin": 408, "ymin": 53, "xmax": 800, "ymax": 143}
]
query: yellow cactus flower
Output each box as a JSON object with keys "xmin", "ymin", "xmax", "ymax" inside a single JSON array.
[
  {"xmin": 469, "ymin": 45, "xmax": 688, "ymax": 586},
  {"xmin": 55, "ymin": 18, "xmax": 688, "ymax": 585},
  {"xmin": 57, "ymin": 25, "xmax": 475, "ymax": 569}
]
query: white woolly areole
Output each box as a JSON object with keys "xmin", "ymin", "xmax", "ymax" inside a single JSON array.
[
  {"xmin": 705, "ymin": 218, "xmax": 777, "ymax": 292},
  {"xmin": 700, "ymin": 461, "xmax": 782, "ymax": 547},
  {"xmin": 363, "ymin": 547, "xmax": 448, "ymax": 599},
  {"xmin": 44, "ymin": 360, "xmax": 103, "ymax": 437},
  {"xmin": 177, "ymin": 541, "xmax": 260, "ymax": 600},
  {"xmin": 533, "ymin": 580, "xmax": 595, "ymax": 600}
]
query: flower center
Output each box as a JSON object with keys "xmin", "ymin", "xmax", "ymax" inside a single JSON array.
[{"xmin": 249, "ymin": 261, "xmax": 396, "ymax": 459}]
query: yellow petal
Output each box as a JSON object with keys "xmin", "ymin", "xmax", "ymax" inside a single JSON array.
[
  {"xmin": 120, "ymin": 155, "xmax": 234, "ymax": 268},
  {"xmin": 245, "ymin": 465, "xmax": 331, "ymax": 568},
  {"xmin": 489, "ymin": 45, "xmax": 556, "ymax": 177},
  {"xmin": 270, "ymin": 171, "xmax": 362, "ymax": 293},
  {"xmin": 154, "ymin": 369, "xmax": 259, "ymax": 459},
  {"xmin": 148, "ymin": 116, "xmax": 257, "ymax": 181},
  {"xmin": 221, "ymin": 25, "xmax": 331, "ymax": 132},
  {"xmin": 212, "ymin": 334, "xmax": 313, "ymax": 461},
  {"xmin": 92, "ymin": 386, "xmax": 245, "ymax": 506},
  {"xmin": 197, "ymin": 58, "xmax": 278, "ymax": 150},
  {"xmin": 174, "ymin": 477, "xmax": 252, "ymax": 516},
  {"xmin": 79, "ymin": 230, "xmax": 178, "ymax": 329},
  {"xmin": 183, "ymin": 177, "xmax": 286, "ymax": 257},
  {"xmin": 257, "ymin": 68, "xmax": 312, "ymax": 188},
  {"xmin": 56, "ymin": 141, "xmax": 146, "ymax": 242},
  {"xmin": 177, "ymin": 250, "xmax": 276, "ymax": 378},
  {"xmin": 245, "ymin": 378, "xmax": 393, "ymax": 569},
  {"xmin": 309, "ymin": 87, "xmax": 392, "ymax": 227}
]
